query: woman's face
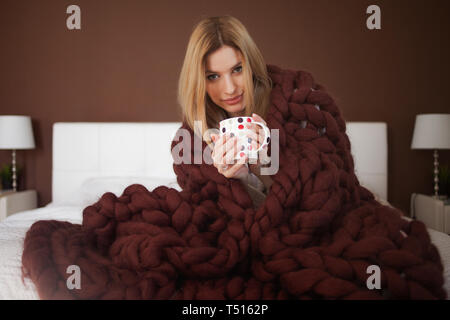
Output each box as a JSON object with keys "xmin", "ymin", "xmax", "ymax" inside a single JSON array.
[{"xmin": 205, "ymin": 45, "xmax": 246, "ymax": 117}]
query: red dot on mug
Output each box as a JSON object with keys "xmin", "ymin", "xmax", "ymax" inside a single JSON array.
[
  {"xmin": 238, "ymin": 125, "xmax": 244, "ymax": 130},
  {"xmin": 240, "ymin": 152, "xmax": 245, "ymax": 157},
  {"xmin": 247, "ymin": 118, "xmax": 252, "ymax": 122}
]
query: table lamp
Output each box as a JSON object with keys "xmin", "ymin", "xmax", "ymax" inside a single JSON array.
[
  {"xmin": 0, "ymin": 115, "xmax": 35, "ymax": 192},
  {"xmin": 411, "ymin": 113, "xmax": 450, "ymax": 198}
]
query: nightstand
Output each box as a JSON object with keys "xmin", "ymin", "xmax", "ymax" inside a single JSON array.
[
  {"xmin": 410, "ymin": 193, "xmax": 450, "ymax": 234},
  {"xmin": 0, "ymin": 190, "xmax": 38, "ymax": 222}
]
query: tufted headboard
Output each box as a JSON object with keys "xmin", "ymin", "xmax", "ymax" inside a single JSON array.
[
  {"xmin": 51, "ymin": 121, "xmax": 388, "ymax": 204},
  {"xmin": 346, "ymin": 122, "xmax": 388, "ymax": 200},
  {"xmin": 52, "ymin": 122, "xmax": 182, "ymax": 204}
]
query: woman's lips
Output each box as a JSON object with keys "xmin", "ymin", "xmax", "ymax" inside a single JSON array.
[{"xmin": 223, "ymin": 94, "xmax": 243, "ymax": 105}]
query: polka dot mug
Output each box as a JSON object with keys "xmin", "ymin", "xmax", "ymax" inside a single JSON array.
[{"xmin": 219, "ymin": 116, "xmax": 271, "ymax": 160}]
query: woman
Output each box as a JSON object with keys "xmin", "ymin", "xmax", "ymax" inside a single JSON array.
[{"xmin": 177, "ymin": 15, "xmax": 274, "ymax": 208}]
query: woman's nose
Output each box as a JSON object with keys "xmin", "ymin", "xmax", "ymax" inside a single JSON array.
[{"xmin": 223, "ymin": 75, "xmax": 236, "ymax": 95}]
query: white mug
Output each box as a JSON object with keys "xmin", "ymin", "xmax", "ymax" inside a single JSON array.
[{"xmin": 219, "ymin": 116, "xmax": 271, "ymax": 160}]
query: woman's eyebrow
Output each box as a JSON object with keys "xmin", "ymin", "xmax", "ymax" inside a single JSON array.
[{"xmin": 206, "ymin": 62, "xmax": 242, "ymax": 74}]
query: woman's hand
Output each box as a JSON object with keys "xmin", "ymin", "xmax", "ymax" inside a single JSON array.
[
  {"xmin": 210, "ymin": 133, "xmax": 249, "ymax": 180},
  {"xmin": 247, "ymin": 113, "xmax": 271, "ymax": 176}
]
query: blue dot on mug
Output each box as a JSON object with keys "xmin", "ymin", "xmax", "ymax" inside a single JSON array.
[
  {"xmin": 230, "ymin": 132, "xmax": 235, "ymax": 137},
  {"xmin": 267, "ymin": 137, "xmax": 270, "ymax": 143},
  {"xmin": 222, "ymin": 128, "xmax": 226, "ymax": 133},
  {"xmin": 238, "ymin": 118, "xmax": 243, "ymax": 123}
]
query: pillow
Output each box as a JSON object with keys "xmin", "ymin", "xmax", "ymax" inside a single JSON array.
[{"xmin": 49, "ymin": 176, "xmax": 181, "ymax": 208}]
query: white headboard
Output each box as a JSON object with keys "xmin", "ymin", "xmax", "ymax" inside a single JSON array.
[
  {"xmin": 346, "ymin": 122, "xmax": 388, "ymax": 200},
  {"xmin": 52, "ymin": 122, "xmax": 182, "ymax": 204},
  {"xmin": 52, "ymin": 121, "xmax": 388, "ymax": 204}
]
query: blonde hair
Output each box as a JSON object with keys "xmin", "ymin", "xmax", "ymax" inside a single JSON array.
[{"xmin": 177, "ymin": 15, "xmax": 272, "ymax": 145}]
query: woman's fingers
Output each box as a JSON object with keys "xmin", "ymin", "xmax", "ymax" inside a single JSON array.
[
  {"xmin": 211, "ymin": 133, "xmax": 226, "ymax": 154},
  {"xmin": 223, "ymin": 135, "xmax": 238, "ymax": 165},
  {"xmin": 224, "ymin": 137, "xmax": 238, "ymax": 164},
  {"xmin": 213, "ymin": 134, "xmax": 237, "ymax": 165},
  {"xmin": 222, "ymin": 155, "xmax": 248, "ymax": 178},
  {"xmin": 247, "ymin": 126, "xmax": 264, "ymax": 148},
  {"xmin": 252, "ymin": 113, "xmax": 266, "ymax": 125},
  {"xmin": 212, "ymin": 135, "xmax": 249, "ymax": 179},
  {"xmin": 212, "ymin": 134, "xmax": 226, "ymax": 160},
  {"xmin": 246, "ymin": 129, "xmax": 258, "ymax": 142},
  {"xmin": 252, "ymin": 114, "xmax": 267, "ymax": 145}
]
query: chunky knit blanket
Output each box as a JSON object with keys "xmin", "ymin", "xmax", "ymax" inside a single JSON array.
[{"xmin": 22, "ymin": 65, "xmax": 446, "ymax": 299}]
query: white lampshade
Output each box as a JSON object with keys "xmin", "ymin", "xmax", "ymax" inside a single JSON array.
[
  {"xmin": 0, "ymin": 115, "xmax": 36, "ymax": 150},
  {"xmin": 411, "ymin": 114, "xmax": 450, "ymax": 150}
]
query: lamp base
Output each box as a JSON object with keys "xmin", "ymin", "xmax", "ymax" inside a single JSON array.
[
  {"xmin": 433, "ymin": 149, "xmax": 439, "ymax": 198},
  {"xmin": 12, "ymin": 149, "xmax": 17, "ymax": 192}
]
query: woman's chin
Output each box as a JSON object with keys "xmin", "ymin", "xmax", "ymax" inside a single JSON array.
[{"xmin": 225, "ymin": 104, "xmax": 245, "ymax": 117}]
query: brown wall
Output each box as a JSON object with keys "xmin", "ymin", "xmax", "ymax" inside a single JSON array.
[{"xmin": 0, "ymin": 0, "xmax": 449, "ymax": 214}]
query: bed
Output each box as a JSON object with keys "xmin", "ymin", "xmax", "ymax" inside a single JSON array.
[{"xmin": 0, "ymin": 121, "xmax": 449, "ymax": 299}]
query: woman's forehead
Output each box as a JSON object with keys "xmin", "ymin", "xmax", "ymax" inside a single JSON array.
[{"xmin": 205, "ymin": 46, "xmax": 243, "ymax": 73}]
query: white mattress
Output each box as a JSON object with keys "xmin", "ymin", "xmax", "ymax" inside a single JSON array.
[{"xmin": 1, "ymin": 204, "xmax": 449, "ymax": 300}]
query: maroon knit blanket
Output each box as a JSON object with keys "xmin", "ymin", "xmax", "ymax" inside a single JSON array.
[{"xmin": 21, "ymin": 65, "xmax": 446, "ymax": 299}]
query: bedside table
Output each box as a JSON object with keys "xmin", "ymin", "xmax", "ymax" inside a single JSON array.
[
  {"xmin": 410, "ymin": 193, "xmax": 450, "ymax": 234},
  {"xmin": 0, "ymin": 190, "xmax": 38, "ymax": 222}
]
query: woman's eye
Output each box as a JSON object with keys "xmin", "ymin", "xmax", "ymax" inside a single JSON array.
[{"xmin": 207, "ymin": 66, "xmax": 241, "ymax": 81}]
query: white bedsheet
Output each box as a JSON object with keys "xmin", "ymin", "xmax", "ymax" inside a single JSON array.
[
  {"xmin": 1, "ymin": 204, "xmax": 449, "ymax": 300},
  {"xmin": 0, "ymin": 205, "xmax": 83, "ymax": 300}
]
